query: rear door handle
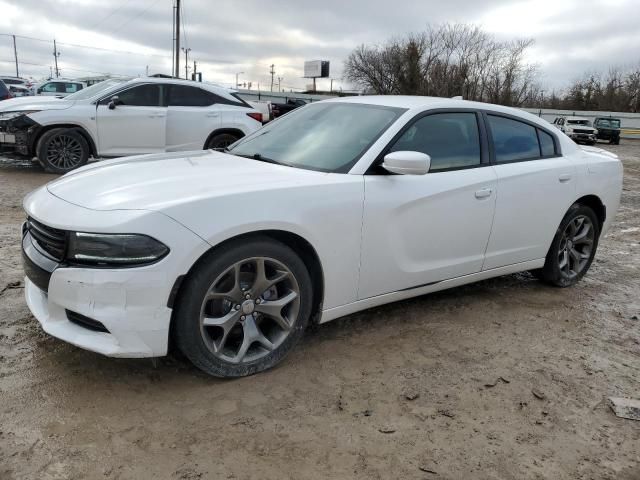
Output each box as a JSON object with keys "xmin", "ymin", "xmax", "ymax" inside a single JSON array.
[
  {"xmin": 558, "ymin": 173, "xmax": 572, "ymax": 183},
  {"xmin": 149, "ymin": 113, "xmax": 166, "ymax": 118},
  {"xmin": 206, "ymin": 112, "xmax": 220, "ymax": 117},
  {"xmin": 475, "ymin": 188, "xmax": 493, "ymax": 199}
]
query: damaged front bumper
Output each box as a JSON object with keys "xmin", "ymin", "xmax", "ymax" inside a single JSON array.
[
  {"xmin": 0, "ymin": 114, "xmax": 39, "ymax": 156},
  {"xmin": 22, "ymin": 187, "xmax": 211, "ymax": 358}
]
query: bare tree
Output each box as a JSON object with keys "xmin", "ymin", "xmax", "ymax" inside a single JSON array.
[{"xmin": 344, "ymin": 23, "xmax": 539, "ymax": 106}]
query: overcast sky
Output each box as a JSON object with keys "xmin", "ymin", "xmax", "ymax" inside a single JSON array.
[{"xmin": 0, "ymin": 0, "xmax": 638, "ymax": 92}]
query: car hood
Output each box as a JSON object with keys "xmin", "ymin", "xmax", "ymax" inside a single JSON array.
[
  {"xmin": 46, "ymin": 150, "xmax": 329, "ymax": 211},
  {"xmin": 0, "ymin": 96, "xmax": 73, "ymax": 112},
  {"xmin": 566, "ymin": 124, "xmax": 596, "ymax": 132}
]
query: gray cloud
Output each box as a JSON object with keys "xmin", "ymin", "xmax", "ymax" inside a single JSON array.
[{"xmin": 1, "ymin": 0, "xmax": 638, "ymax": 92}]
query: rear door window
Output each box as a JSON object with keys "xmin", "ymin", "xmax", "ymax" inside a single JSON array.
[
  {"xmin": 487, "ymin": 115, "xmax": 540, "ymax": 163},
  {"xmin": 167, "ymin": 85, "xmax": 216, "ymax": 107}
]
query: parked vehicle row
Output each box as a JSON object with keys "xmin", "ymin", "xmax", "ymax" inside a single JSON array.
[
  {"xmin": 21, "ymin": 96, "xmax": 623, "ymax": 377},
  {"xmin": 0, "ymin": 77, "xmax": 263, "ymax": 172}
]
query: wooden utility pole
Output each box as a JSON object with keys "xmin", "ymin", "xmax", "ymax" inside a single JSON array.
[
  {"xmin": 53, "ymin": 39, "xmax": 60, "ymax": 78},
  {"xmin": 174, "ymin": 0, "xmax": 180, "ymax": 78},
  {"xmin": 12, "ymin": 35, "xmax": 18, "ymax": 77},
  {"xmin": 277, "ymin": 77, "xmax": 283, "ymax": 92},
  {"xmin": 193, "ymin": 60, "xmax": 197, "ymax": 80}
]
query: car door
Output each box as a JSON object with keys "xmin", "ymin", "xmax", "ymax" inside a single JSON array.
[
  {"xmin": 165, "ymin": 84, "xmax": 220, "ymax": 151},
  {"xmin": 95, "ymin": 83, "xmax": 166, "ymax": 156},
  {"xmin": 358, "ymin": 111, "xmax": 498, "ymax": 300},
  {"xmin": 482, "ymin": 113, "xmax": 576, "ymax": 270}
]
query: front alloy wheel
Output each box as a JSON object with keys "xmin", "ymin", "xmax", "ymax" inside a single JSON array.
[
  {"xmin": 200, "ymin": 257, "xmax": 300, "ymax": 364},
  {"xmin": 174, "ymin": 237, "xmax": 312, "ymax": 377},
  {"xmin": 36, "ymin": 127, "xmax": 90, "ymax": 173}
]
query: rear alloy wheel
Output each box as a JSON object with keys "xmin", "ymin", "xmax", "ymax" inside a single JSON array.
[
  {"xmin": 206, "ymin": 133, "xmax": 240, "ymax": 151},
  {"xmin": 174, "ymin": 238, "xmax": 312, "ymax": 377},
  {"xmin": 537, "ymin": 205, "xmax": 599, "ymax": 287},
  {"xmin": 36, "ymin": 128, "xmax": 90, "ymax": 173}
]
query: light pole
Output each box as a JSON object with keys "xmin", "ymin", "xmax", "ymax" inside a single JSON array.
[{"xmin": 235, "ymin": 72, "xmax": 244, "ymax": 88}]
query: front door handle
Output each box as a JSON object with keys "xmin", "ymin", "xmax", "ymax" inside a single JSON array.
[
  {"xmin": 559, "ymin": 173, "xmax": 572, "ymax": 183},
  {"xmin": 149, "ymin": 113, "xmax": 166, "ymax": 118},
  {"xmin": 475, "ymin": 188, "xmax": 493, "ymax": 199},
  {"xmin": 206, "ymin": 112, "xmax": 220, "ymax": 118}
]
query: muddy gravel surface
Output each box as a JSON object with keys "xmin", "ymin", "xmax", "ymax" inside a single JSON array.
[{"xmin": 1, "ymin": 144, "xmax": 639, "ymax": 480}]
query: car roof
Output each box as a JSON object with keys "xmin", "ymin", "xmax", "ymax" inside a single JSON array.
[
  {"xmin": 120, "ymin": 77, "xmax": 241, "ymax": 101},
  {"xmin": 565, "ymin": 116, "xmax": 589, "ymax": 121},
  {"xmin": 323, "ymin": 95, "xmax": 549, "ymax": 125}
]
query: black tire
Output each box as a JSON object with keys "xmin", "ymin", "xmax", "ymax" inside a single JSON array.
[
  {"xmin": 173, "ymin": 236, "xmax": 313, "ymax": 378},
  {"xmin": 36, "ymin": 128, "xmax": 90, "ymax": 174},
  {"xmin": 537, "ymin": 204, "xmax": 600, "ymax": 287},
  {"xmin": 206, "ymin": 133, "xmax": 240, "ymax": 150},
  {"xmin": 614, "ymin": 139, "xmax": 620, "ymax": 145}
]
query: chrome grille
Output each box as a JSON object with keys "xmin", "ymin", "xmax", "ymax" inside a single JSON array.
[{"xmin": 26, "ymin": 217, "xmax": 67, "ymax": 261}]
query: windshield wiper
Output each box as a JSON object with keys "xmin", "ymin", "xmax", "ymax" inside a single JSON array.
[{"xmin": 232, "ymin": 152, "xmax": 281, "ymax": 165}]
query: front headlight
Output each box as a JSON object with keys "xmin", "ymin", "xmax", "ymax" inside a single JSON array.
[
  {"xmin": 67, "ymin": 232, "xmax": 169, "ymax": 267},
  {"xmin": 0, "ymin": 110, "xmax": 39, "ymax": 120}
]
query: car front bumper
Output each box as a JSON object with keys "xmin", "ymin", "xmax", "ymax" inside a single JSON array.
[
  {"xmin": 0, "ymin": 116, "xmax": 35, "ymax": 155},
  {"xmin": 24, "ymin": 266, "xmax": 174, "ymax": 358},
  {"xmin": 569, "ymin": 132, "xmax": 597, "ymax": 143},
  {"xmin": 22, "ymin": 187, "xmax": 211, "ymax": 358}
]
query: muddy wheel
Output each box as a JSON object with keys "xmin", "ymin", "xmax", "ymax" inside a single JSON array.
[
  {"xmin": 174, "ymin": 237, "xmax": 313, "ymax": 377},
  {"xmin": 537, "ymin": 204, "xmax": 600, "ymax": 287},
  {"xmin": 36, "ymin": 128, "xmax": 90, "ymax": 173}
]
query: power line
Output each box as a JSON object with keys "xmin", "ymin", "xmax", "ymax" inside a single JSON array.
[
  {"xmin": 107, "ymin": 0, "xmax": 165, "ymax": 36},
  {"xmin": 0, "ymin": 33, "xmax": 171, "ymax": 60},
  {"xmin": 0, "ymin": 59, "xmax": 130, "ymax": 77},
  {"xmin": 87, "ymin": 0, "xmax": 132, "ymax": 30}
]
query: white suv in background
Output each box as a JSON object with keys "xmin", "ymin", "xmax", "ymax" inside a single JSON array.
[
  {"xmin": 35, "ymin": 79, "xmax": 87, "ymax": 97},
  {"xmin": 552, "ymin": 116, "xmax": 598, "ymax": 145},
  {"xmin": 0, "ymin": 77, "xmax": 263, "ymax": 173}
]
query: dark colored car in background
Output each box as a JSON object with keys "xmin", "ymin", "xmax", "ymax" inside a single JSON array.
[
  {"xmin": 271, "ymin": 98, "xmax": 308, "ymax": 118},
  {"xmin": 594, "ymin": 117, "xmax": 621, "ymax": 144},
  {"xmin": 0, "ymin": 80, "xmax": 12, "ymax": 101}
]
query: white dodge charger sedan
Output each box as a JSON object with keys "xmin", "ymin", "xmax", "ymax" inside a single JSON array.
[{"xmin": 22, "ymin": 96, "xmax": 623, "ymax": 377}]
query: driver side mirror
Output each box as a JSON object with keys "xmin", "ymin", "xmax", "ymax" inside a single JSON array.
[
  {"xmin": 382, "ymin": 151, "xmax": 431, "ymax": 175},
  {"xmin": 108, "ymin": 95, "xmax": 120, "ymax": 110}
]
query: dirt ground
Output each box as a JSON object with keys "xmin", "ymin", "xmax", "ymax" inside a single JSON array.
[{"xmin": 0, "ymin": 143, "xmax": 639, "ymax": 480}]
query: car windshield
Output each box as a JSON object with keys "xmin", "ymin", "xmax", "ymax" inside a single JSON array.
[
  {"xmin": 229, "ymin": 102, "xmax": 406, "ymax": 173},
  {"xmin": 64, "ymin": 79, "xmax": 127, "ymax": 100},
  {"xmin": 597, "ymin": 119, "xmax": 621, "ymax": 128},
  {"xmin": 567, "ymin": 119, "xmax": 591, "ymax": 126}
]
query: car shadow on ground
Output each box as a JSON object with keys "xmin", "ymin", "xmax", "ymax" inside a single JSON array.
[{"xmin": 26, "ymin": 270, "xmax": 553, "ymax": 387}]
